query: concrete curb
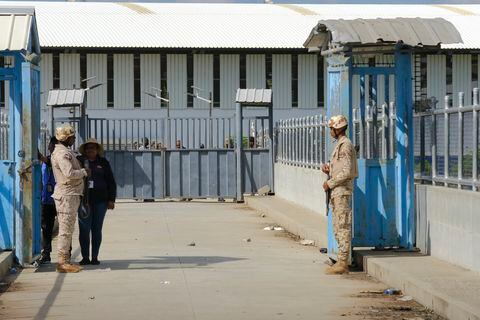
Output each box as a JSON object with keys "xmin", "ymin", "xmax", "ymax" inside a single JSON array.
[
  {"xmin": 245, "ymin": 196, "xmax": 327, "ymax": 249},
  {"xmin": 0, "ymin": 251, "xmax": 13, "ymax": 281},
  {"xmin": 359, "ymin": 252, "xmax": 480, "ymax": 320}
]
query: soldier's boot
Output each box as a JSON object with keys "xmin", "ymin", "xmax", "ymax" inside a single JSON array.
[
  {"xmin": 56, "ymin": 262, "xmax": 82, "ymax": 273},
  {"xmin": 56, "ymin": 254, "xmax": 82, "ymax": 273},
  {"xmin": 325, "ymin": 260, "xmax": 349, "ymax": 275}
]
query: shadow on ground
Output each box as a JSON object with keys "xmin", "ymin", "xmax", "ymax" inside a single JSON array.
[{"xmin": 34, "ymin": 256, "xmax": 247, "ymax": 272}]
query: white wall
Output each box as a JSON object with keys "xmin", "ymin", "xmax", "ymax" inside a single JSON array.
[
  {"xmin": 274, "ymin": 163, "xmax": 328, "ymax": 216},
  {"xmin": 87, "ymin": 54, "xmax": 108, "ymax": 109},
  {"xmin": 60, "ymin": 53, "xmax": 80, "ymax": 89},
  {"xmin": 272, "ymin": 54, "xmax": 292, "ymax": 109},
  {"xmin": 193, "ymin": 54, "xmax": 213, "ymax": 109},
  {"xmin": 298, "ymin": 54, "xmax": 317, "ymax": 109},
  {"xmin": 140, "ymin": 54, "xmax": 161, "ymax": 109},
  {"xmin": 113, "ymin": 54, "xmax": 134, "ymax": 109},
  {"xmin": 220, "ymin": 54, "xmax": 239, "ymax": 110},
  {"xmin": 167, "ymin": 54, "xmax": 187, "ymax": 109},
  {"xmin": 246, "ymin": 54, "xmax": 265, "ymax": 89},
  {"xmin": 416, "ymin": 185, "xmax": 480, "ymax": 272}
]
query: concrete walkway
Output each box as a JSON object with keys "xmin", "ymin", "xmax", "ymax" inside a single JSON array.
[
  {"xmin": 247, "ymin": 195, "xmax": 480, "ymax": 320},
  {"xmin": 1, "ymin": 201, "xmax": 440, "ymax": 320}
]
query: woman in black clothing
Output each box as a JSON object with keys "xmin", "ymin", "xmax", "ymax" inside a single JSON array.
[{"xmin": 77, "ymin": 139, "xmax": 116, "ymax": 265}]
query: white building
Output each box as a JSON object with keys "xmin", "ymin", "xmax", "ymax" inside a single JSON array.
[{"xmin": 1, "ymin": 2, "xmax": 480, "ymax": 121}]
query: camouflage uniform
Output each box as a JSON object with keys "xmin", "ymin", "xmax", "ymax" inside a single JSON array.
[
  {"xmin": 51, "ymin": 143, "xmax": 87, "ymax": 264},
  {"xmin": 327, "ymin": 135, "xmax": 358, "ymax": 263}
]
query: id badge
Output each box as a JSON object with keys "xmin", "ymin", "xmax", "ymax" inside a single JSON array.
[{"xmin": 88, "ymin": 180, "xmax": 94, "ymax": 189}]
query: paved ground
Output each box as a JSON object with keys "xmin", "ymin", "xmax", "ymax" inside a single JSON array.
[{"xmin": 0, "ymin": 202, "xmax": 442, "ymax": 320}]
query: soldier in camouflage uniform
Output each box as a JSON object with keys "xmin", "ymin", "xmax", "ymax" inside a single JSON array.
[
  {"xmin": 51, "ymin": 125, "xmax": 90, "ymax": 273},
  {"xmin": 322, "ymin": 115, "xmax": 358, "ymax": 275}
]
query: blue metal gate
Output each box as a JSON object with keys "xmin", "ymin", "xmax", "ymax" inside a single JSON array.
[
  {"xmin": 79, "ymin": 115, "xmax": 272, "ymax": 200},
  {"xmin": 325, "ymin": 50, "xmax": 415, "ymax": 257}
]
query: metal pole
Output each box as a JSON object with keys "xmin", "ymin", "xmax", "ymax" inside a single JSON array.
[
  {"xmin": 444, "ymin": 95, "xmax": 450, "ymax": 187},
  {"xmin": 381, "ymin": 103, "xmax": 387, "ymax": 160},
  {"xmin": 473, "ymin": 88, "xmax": 479, "ymax": 191},
  {"xmin": 236, "ymin": 102, "xmax": 243, "ymax": 202},
  {"xmin": 458, "ymin": 92, "xmax": 464, "ymax": 189},
  {"xmin": 269, "ymin": 105, "xmax": 274, "ymax": 193},
  {"xmin": 431, "ymin": 106, "xmax": 437, "ymax": 185}
]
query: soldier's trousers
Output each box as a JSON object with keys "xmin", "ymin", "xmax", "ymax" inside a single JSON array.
[
  {"xmin": 53, "ymin": 195, "xmax": 81, "ymax": 263},
  {"xmin": 331, "ymin": 195, "xmax": 352, "ymax": 263}
]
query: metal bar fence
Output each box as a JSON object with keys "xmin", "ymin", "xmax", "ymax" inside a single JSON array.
[
  {"xmin": 276, "ymin": 115, "xmax": 327, "ymax": 169},
  {"xmin": 414, "ymin": 88, "xmax": 480, "ymax": 191},
  {"xmin": 86, "ymin": 116, "xmax": 270, "ymax": 151},
  {"xmin": 0, "ymin": 110, "xmax": 8, "ymax": 159}
]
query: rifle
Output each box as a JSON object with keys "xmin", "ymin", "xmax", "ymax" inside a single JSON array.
[
  {"xmin": 325, "ymin": 161, "xmax": 331, "ymax": 216},
  {"xmin": 79, "ymin": 159, "xmax": 91, "ymax": 219}
]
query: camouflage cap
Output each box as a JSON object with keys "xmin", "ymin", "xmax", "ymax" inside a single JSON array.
[
  {"xmin": 55, "ymin": 124, "xmax": 76, "ymax": 142},
  {"xmin": 328, "ymin": 115, "xmax": 348, "ymax": 129}
]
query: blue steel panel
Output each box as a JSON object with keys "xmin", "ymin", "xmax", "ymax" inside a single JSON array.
[
  {"xmin": 207, "ymin": 151, "xmax": 218, "ymax": 196},
  {"xmin": 225, "ymin": 151, "xmax": 237, "ymax": 197},
  {"xmin": 242, "ymin": 149, "xmax": 270, "ymax": 194},
  {"xmin": 153, "ymin": 152, "xmax": 164, "ymax": 198},
  {"xmin": 353, "ymin": 159, "xmax": 397, "ymax": 247},
  {"xmin": 190, "ymin": 151, "xmax": 200, "ymax": 196},
  {"xmin": 124, "ymin": 152, "xmax": 134, "ymax": 198},
  {"xmin": 394, "ymin": 51, "xmax": 415, "ymax": 249}
]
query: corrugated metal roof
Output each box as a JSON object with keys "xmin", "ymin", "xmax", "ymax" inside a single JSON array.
[
  {"xmin": 0, "ymin": 2, "xmax": 479, "ymax": 49},
  {"xmin": 47, "ymin": 89, "xmax": 85, "ymax": 107},
  {"xmin": 304, "ymin": 18, "xmax": 462, "ymax": 49},
  {"xmin": 236, "ymin": 89, "xmax": 272, "ymax": 105},
  {"xmin": 0, "ymin": 6, "xmax": 39, "ymax": 52}
]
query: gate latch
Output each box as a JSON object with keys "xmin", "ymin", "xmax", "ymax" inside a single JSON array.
[{"xmin": 18, "ymin": 161, "xmax": 33, "ymax": 187}]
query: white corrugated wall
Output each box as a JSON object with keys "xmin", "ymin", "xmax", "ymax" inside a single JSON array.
[
  {"xmin": 246, "ymin": 54, "xmax": 265, "ymax": 89},
  {"xmin": 272, "ymin": 54, "xmax": 291, "ymax": 109},
  {"xmin": 453, "ymin": 54, "xmax": 472, "ymax": 106},
  {"xmin": 427, "ymin": 55, "xmax": 446, "ymax": 108},
  {"xmin": 298, "ymin": 54, "xmax": 317, "ymax": 109},
  {"xmin": 60, "ymin": 53, "xmax": 80, "ymax": 89},
  {"xmin": 167, "ymin": 54, "xmax": 187, "ymax": 109},
  {"xmin": 114, "ymin": 54, "xmax": 134, "ymax": 109},
  {"xmin": 193, "ymin": 54, "xmax": 213, "ymax": 109},
  {"xmin": 220, "ymin": 54, "xmax": 239, "ymax": 109},
  {"xmin": 40, "ymin": 53, "xmax": 53, "ymax": 109},
  {"xmin": 140, "ymin": 54, "xmax": 161, "ymax": 109},
  {"xmin": 86, "ymin": 54, "xmax": 107, "ymax": 109}
]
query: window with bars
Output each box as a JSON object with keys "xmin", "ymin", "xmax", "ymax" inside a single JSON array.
[
  {"xmin": 160, "ymin": 54, "xmax": 168, "ymax": 108},
  {"xmin": 80, "ymin": 53, "xmax": 87, "ymax": 89},
  {"xmin": 266, "ymin": 53, "xmax": 272, "ymax": 89},
  {"xmin": 107, "ymin": 54, "xmax": 114, "ymax": 108},
  {"xmin": 0, "ymin": 57, "xmax": 4, "ymax": 108},
  {"xmin": 317, "ymin": 55, "xmax": 324, "ymax": 108},
  {"xmin": 446, "ymin": 54, "xmax": 453, "ymax": 98},
  {"xmin": 213, "ymin": 54, "xmax": 220, "ymax": 108},
  {"xmin": 134, "ymin": 54, "xmax": 141, "ymax": 108},
  {"xmin": 472, "ymin": 55, "xmax": 478, "ymax": 99},
  {"xmin": 240, "ymin": 54, "xmax": 246, "ymax": 89},
  {"xmin": 291, "ymin": 54, "xmax": 298, "ymax": 108},
  {"xmin": 53, "ymin": 53, "xmax": 60, "ymax": 89},
  {"xmin": 187, "ymin": 54, "xmax": 194, "ymax": 108}
]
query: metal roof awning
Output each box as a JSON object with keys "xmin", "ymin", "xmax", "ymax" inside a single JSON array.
[
  {"xmin": 0, "ymin": 6, "xmax": 40, "ymax": 55},
  {"xmin": 47, "ymin": 89, "xmax": 86, "ymax": 107},
  {"xmin": 236, "ymin": 89, "xmax": 272, "ymax": 106},
  {"xmin": 304, "ymin": 18, "xmax": 463, "ymax": 51}
]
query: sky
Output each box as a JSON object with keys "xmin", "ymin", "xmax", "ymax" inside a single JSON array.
[{"xmin": 6, "ymin": 0, "xmax": 480, "ymax": 3}]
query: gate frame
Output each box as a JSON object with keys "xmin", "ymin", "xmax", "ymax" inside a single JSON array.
[
  {"xmin": 235, "ymin": 89, "xmax": 274, "ymax": 202},
  {"xmin": 0, "ymin": 7, "xmax": 42, "ymax": 265},
  {"xmin": 324, "ymin": 45, "xmax": 415, "ymax": 258}
]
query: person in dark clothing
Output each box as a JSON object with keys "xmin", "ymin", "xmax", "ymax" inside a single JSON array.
[
  {"xmin": 77, "ymin": 138, "xmax": 116, "ymax": 265},
  {"xmin": 39, "ymin": 137, "xmax": 58, "ymax": 263}
]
